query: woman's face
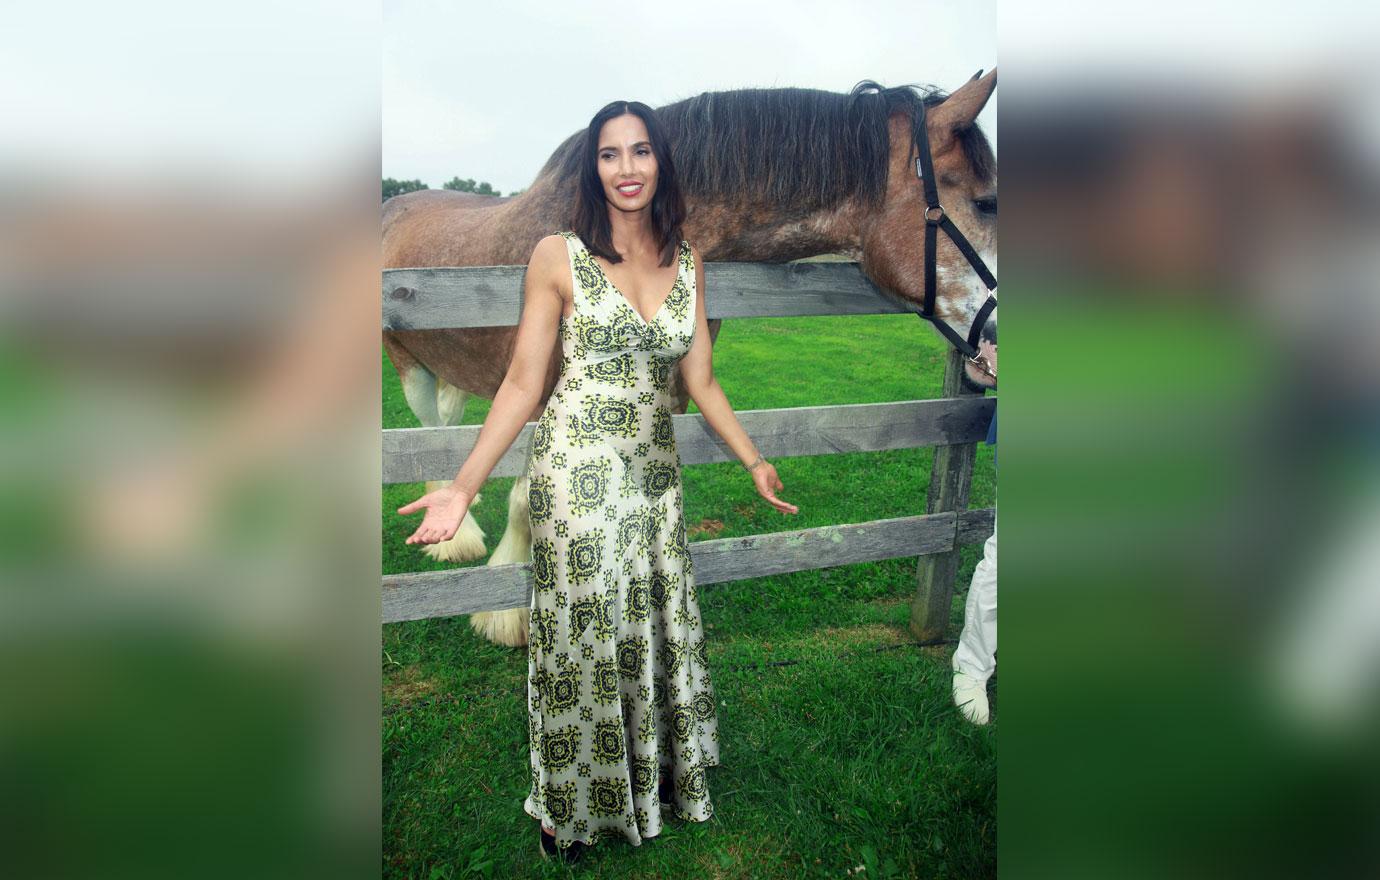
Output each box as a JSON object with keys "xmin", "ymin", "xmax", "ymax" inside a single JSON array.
[{"xmin": 596, "ymin": 113, "xmax": 658, "ymax": 212}]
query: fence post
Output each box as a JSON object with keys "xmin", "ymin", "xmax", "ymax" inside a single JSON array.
[{"xmin": 909, "ymin": 348, "xmax": 982, "ymax": 644}]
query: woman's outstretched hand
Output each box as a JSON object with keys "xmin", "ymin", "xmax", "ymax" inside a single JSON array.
[
  {"xmin": 750, "ymin": 460, "xmax": 799, "ymax": 515},
  {"xmin": 398, "ymin": 484, "xmax": 473, "ymax": 545}
]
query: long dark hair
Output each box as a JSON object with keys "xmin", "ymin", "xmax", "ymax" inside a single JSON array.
[{"xmin": 572, "ymin": 100, "xmax": 685, "ymax": 267}]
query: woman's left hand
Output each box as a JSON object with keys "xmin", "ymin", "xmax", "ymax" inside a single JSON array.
[{"xmin": 750, "ymin": 460, "xmax": 799, "ymax": 515}]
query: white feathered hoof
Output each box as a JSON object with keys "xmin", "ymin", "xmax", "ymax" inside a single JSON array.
[
  {"xmin": 421, "ymin": 486, "xmax": 487, "ymax": 563},
  {"xmin": 467, "ymin": 474, "xmax": 536, "ymax": 648},
  {"xmin": 468, "ymin": 608, "xmax": 529, "ymax": 647}
]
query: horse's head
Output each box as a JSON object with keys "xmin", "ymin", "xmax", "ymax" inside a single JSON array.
[{"xmin": 860, "ymin": 70, "xmax": 998, "ymax": 349}]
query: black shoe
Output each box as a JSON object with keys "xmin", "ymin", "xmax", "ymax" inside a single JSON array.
[{"xmin": 539, "ymin": 826, "xmax": 585, "ymax": 864}]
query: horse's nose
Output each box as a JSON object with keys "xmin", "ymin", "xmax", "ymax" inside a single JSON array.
[{"xmin": 979, "ymin": 313, "xmax": 997, "ymax": 346}]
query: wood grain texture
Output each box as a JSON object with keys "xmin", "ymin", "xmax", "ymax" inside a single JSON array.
[
  {"xmin": 383, "ymin": 509, "xmax": 992, "ymax": 624},
  {"xmin": 383, "ymin": 262, "xmax": 913, "ymax": 330},
  {"xmin": 910, "ymin": 349, "xmax": 990, "ymax": 643},
  {"xmin": 383, "ymin": 397, "xmax": 995, "ymax": 484}
]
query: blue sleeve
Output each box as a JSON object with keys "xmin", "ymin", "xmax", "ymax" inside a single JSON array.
[{"xmin": 986, "ymin": 405, "xmax": 996, "ymax": 469}]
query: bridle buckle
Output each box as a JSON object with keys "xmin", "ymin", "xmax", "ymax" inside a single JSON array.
[
  {"xmin": 967, "ymin": 353, "xmax": 996, "ymax": 381},
  {"xmin": 924, "ymin": 205, "xmax": 945, "ymax": 224}
]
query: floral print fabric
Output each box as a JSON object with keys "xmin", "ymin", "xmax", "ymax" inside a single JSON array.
[{"xmin": 522, "ymin": 232, "xmax": 720, "ymax": 852}]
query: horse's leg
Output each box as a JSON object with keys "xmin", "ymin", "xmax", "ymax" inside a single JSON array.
[
  {"xmin": 435, "ymin": 377, "xmax": 469, "ymax": 426},
  {"xmin": 394, "ymin": 358, "xmax": 489, "ymax": 563},
  {"xmin": 468, "ymin": 466, "xmax": 533, "ymax": 647},
  {"xmin": 421, "ymin": 377, "xmax": 490, "ymax": 563}
]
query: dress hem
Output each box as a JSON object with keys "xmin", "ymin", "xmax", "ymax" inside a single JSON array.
[{"xmin": 522, "ymin": 758, "xmax": 722, "ymax": 852}]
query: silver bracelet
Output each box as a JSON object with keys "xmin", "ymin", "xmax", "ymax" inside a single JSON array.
[{"xmin": 742, "ymin": 453, "xmax": 765, "ymax": 471}]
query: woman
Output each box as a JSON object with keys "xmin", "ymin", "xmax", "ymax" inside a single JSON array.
[{"xmin": 397, "ymin": 99, "xmax": 798, "ymax": 862}]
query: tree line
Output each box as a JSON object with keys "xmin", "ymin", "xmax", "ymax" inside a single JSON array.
[{"xmin": 383, "ymin": 177, "xmax": 525, "ymax": 201}]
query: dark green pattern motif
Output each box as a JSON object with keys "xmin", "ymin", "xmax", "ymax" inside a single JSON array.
[
  {"xmin": 624, "ymin": 575, "xmax": 652, "ymax": 623},
  {"xmin": 690, "ymin": 689, "xmax": 716, "ymax": 721},
  {"xmin": 531, "ymin": 537, "xmax": 557, "ymax": 593},
  {"xmin": 569, "ymin": 312, "xmax": 621, "ymax": 357},
  {"xmin": 569, "ymin": 590, "xmax": 614, "ymax": 645},
  {"xmin": 631, "ymin": 754, "xmax": 659, "ymax": 796},
  {"xmin": 544, "ymin": 779, "xmax": 577, "ymax": 825},
  {"xmin": 582, "ymin": 392, "xmax": 640, "ymax": 440},
  {"xmin": 649, "ymin": 357, "xmax": 673, "ymax": 392},
  {"xmin": 542, "ymin": 725, "xmax": 582, "ymax": 773},
  {"xmin": 586, "ymin": 352, "xmax": 639, "ymax": 388},
  {"xmin": 651, "ymin": 407, "xmax": 675, "ymax": 451},
  {"xmin": 587, "ymin": 776, "xmax": 628, "ymax": 818},
  {"xmin": 567, "ymin": 458, "xmax": 611, "ymax": 516},
  {"xmin": 616, "ymin": 634, "xmax": 649, "ymax": 679},
  {"xmin": 590, "ymin": 717, "xmax": 625, "ymax": 765},
  {"xmin": 528, "ymin": 474, "xmax": 555, "ymax": 524},
  {"xmin": 566, "ymin": 528, "xmax": 604, "ymax": 587},
  {"xmin": 665, "ymin": 247, "xmax": 693, "ymax": 322},
  {"xmin": 671, "ymin": 703, "xmax": 696, "ymax": 742},
  {"xmin": 533, "ymin": 408, "xmax": 556, "ymax": 459},
  {"xmin": 531, "ymin": 608, "xmax": 557, "ymax": 653},
  {"xmin": 545, "ymin": 666, "xmax": 582, "ymax": 716},
  {"xmin": 568, "ymin": 247, "xmax": 607, "ymax": 306},
  {"xmin": 642, "ymin": 460, "xmax": 678, "ymax": 500},
  {"xmin": 523, "ymin": 232, "xmax": 718, "ymax": 853},
  {"xmin": 649, "ymin": 571, "xmax": 676, "ymax": 611},
  {"xmin": 615, "ymin": 449, "xmax": 638, "ymax": 499},
  {"xmin": 590, "ymin": 657, "xmax": 620, "ymax": 705},
  {"xmin": 616, "ymin": 507, "xmax": 653, "ymax": 559}
]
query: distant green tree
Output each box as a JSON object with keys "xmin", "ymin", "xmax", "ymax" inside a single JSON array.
[
  {"xmin": 443, "ymin": 177, "xmax": 499, "ymax": 196},
  {"xmin": 508, "ymin": 189, "xmax": 526, "ymax": 197},
  {"xmin": 383, "ymin": 178, "xmax": 428, "ymax": 201}
]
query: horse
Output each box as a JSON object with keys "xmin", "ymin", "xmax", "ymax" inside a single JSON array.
[{"xmin": 383, "ymin": 70, "xmax": 998, "ymax": 646}]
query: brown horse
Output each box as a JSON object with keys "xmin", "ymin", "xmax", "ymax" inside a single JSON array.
[{"xmin": 384, "ymin": 71, "xmax": 997, "ymax": 645}]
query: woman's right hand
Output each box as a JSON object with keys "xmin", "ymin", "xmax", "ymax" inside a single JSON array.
[{"xmin": 397, "ymin": 484, "xmax": 473, "ymax": 546}]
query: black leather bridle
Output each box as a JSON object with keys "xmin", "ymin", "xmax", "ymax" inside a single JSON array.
[{"xmin": 910, "ymin": 98, "xmax": 998, "ymax": 379}]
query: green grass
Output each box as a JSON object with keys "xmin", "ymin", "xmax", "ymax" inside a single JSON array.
[{"xmin": 383, "ymin": 314, "xmax": 996, "ymax": 878}]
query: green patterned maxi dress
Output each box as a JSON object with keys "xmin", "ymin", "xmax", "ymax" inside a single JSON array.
[{"xmin": 522, "ymin": 232, "xmax": 721, "ymax": 852}]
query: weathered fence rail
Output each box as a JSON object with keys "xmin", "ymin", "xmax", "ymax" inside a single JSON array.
[{"xmin": 382, "ymin": 261, "xmax": 994, "ymax": 640}]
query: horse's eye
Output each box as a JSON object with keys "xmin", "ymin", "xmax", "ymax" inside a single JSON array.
[{"xmin": 974, "ymin": 196, "xmax": 997, "ymax": 216}]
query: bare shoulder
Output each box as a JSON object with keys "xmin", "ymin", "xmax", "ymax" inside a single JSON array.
[
  {"xmin": 526, "ymin": 234, "xmax": 571, "ymax": 285},
  {"xmin": 530, "ymin": 233, "xmax": 568, "ymax": 267}
]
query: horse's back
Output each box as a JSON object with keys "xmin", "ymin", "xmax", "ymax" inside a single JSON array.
[
  {"xmin": 383, "ymin": 189, "xmax": 513, "ymax": 268},
  {"xmin": 383, "ymin": 189, "xmax": 506, "ymax": 231}
]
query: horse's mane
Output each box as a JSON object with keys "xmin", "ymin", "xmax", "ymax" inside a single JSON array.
[{"xmin": 537, "ymin": 81, "xmax": 996, "ymax": 210}]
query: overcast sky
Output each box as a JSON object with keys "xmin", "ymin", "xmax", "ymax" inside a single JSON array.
[{"xmin": 384, "ymin": 0, "xmax": 996, "ymax": 194}]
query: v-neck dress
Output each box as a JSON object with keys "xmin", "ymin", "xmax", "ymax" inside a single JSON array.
[{"xmin": 521, "ymin": 231, "xmax": 721, "ymax": 853}]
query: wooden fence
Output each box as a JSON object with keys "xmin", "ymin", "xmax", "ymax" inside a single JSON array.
[{"xmin": 382, "ymin": 261, "xmax": 994, "ymax": 642}]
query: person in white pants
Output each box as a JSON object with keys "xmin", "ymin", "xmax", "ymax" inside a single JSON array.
[
  {"xmin": 953, "ymin": 525, "xmax": 997, "ymax": 724},
  {"xmin": 953, "ymin": 339, "xmax": 997, "ymax": 725}
]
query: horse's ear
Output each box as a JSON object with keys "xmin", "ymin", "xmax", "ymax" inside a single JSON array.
[
  {"xmin": 970, "ymin": 69, "xmax": 984, "ymax": 82},
  {"xmin": 931, "ymin": 67, "xmax": 997, "ymax": 137}
]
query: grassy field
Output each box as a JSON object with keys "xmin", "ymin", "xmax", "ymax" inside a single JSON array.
[{"xmin": 382, "ymin": 313, "xmax": 996, "ymax": 878}]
